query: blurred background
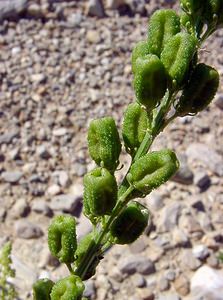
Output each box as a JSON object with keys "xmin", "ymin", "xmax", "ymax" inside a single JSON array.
[{"xmin": 0, "ymin": 0, "xmax": 223, "ymax": 299}]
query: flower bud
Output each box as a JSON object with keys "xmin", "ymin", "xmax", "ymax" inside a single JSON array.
[
  {"xmin": 33, "ymin": 278, "xmax": 54, "ymax": 300},
  {"xmin": 48, "ymin": 215, "xmax": 77, "ymax": 264},
  {"xmin": 131, "ymin": 41, "xmax": 150, "ymax": 74},
  {"xmin": 128, "ymin": 149, "xmax": 179, "ymax": 195},
  {"xmin": 110, "ymin": 201, "xmax": 149, "ymax": 244},
  {"xmin": 133, "ymin": 55, "xmax": 167, "ymax": 110},
  {"xmin": 180, "ymin": 0, "xmax": 204, "ymax": 15},
  {"xmin": 203, "ymin": 0, "xmax": 223, "ymax": 27},
  {"xmin": 161, "ymin": 32, "xmax": 197, "ymax": 87},
  {"xmin": 50, "ymin": 275, "xmax": 84, "ymax": 300},
  {"xmin": 147, "ymin": 9, "xmax": 181, "ymax": 57},
  {"xmin": 84, "ymin": 167, "xmax": 117, "ymax": 217},
  {"xmin": 176, "ymin": 63, "xmax": 219, "ymax": 116},
  {"xmin": 75, "ymin": 233, "xmax": 100, "ymax": 280},
  {"xmin": 88, "ymin": 117, "xmax": 121, "ymax": 172},
  {"xmin": 122, "ymin": 102, "xmax": 151, "ymax": 156}
]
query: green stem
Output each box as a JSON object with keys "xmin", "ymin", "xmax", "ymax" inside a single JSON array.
[{"xmin": 75, "ymin": 186, "xmax": 134, "ymax": 279}]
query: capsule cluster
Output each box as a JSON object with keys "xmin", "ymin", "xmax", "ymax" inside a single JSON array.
[
  {"xmin": 33, "ymin": 2, "xmax": 222, "ymax": 299},
  {"xmin": 132, "ymin": 4, "xmax": 220, "ymax": 119}
]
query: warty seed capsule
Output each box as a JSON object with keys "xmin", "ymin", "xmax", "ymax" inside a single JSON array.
[
  {"xmin": 131, "ymin": 41, "xmax": 150, "ymax": 74},
  {"xmin": 87, "ymin": 117, "xmax": 121, "ymax": 172},
  {"xmin": 122, "ymin": 102, "xmax": 151, "ymax": 156},
  {"xmin": 147, "ymin": 9, "xmax": 181, "ymax": 57},
  {"xmin": 83, "ymin": 167, "xmax": 117, "ymax": 217},
  {"xmin": 50, "ymin": 275, "xmax": 84, "ymax": 300},
  {"xmin": 33, "ymin": 278, "xmax": 54, "ymax": 300},
  {"xmin": 176, "ymin": 63, "xmax": 219, "ymax": 116},
  {"xmin": 48, "ymin": 215, "xmax": 77, "ymax": 264},
  {"xmin": 161, "ymin": 32, "xmax": 197, "ymax": 87},
  {"xmin": 128, "ymin": 149, "xmax": 179, "ymax": 195},
  {"xmin": 133, "ymin": 55, "xmax": 167, "ymax": 110},
  {"xmin": 110, "ymin": 201, "xmax": 149, "ymax": 244}
]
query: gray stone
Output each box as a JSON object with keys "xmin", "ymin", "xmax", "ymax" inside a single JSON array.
[
  {"xmin": 172, "ymin": 154, "xmax": 194, "ymax": 185},
  {"xmin": 32, "ymin": 200, "xmax": 52, "ymax": 217},
  {"xmin": 10, "ymin": 198, "xmax": 30, "ymax": 219},
  {"xmin": 2, "ymin": 171, "xmax": 23, "ymax": 183},
  {"xmin": 14, "ymin": 220, "xmax": 43, "ymax": 239},
  {"xmin": 83, "ymin": 279, "xmax": 96, "ymax": 298},
  {"xmin": 158, "ymin": 276, "xmax": 170, "ymax": 291},
  {"xmin": 87, "ymin": 0, "xmax": 105, "ymax": 17},
  {"xmin": 118, "ymin": 255, "xmax": 155, "ymax": 275},
  {"xmin": 50, "ymin": 194, "xmax": 80, "ymax": 214},
  {"xmin": 164, "ymin": 269, "xmax": 176, "ymax": 281},
  {"xmin": 76, "ymin": 214, "xmax": 93, "ymax": 240},
  {"xmin": 0, "ymin": 129, "xmax": 20, "ymax": 144},
  {"xmin": 158, "ymin": 202, "xmax": 182, "ymax": 232},
  {"xmin": 192, "ymin": 245, "xmax": 209, "ymax": 260},
  {"xmin": 67, "ymin": 13, "xmax": 83, "ymax": 27},
  {"xmin": 30, "ymin": 73, "xmax": 47, "ymax": 84},
  {"xmin": 27, "ymin": 3, "xmax": 42, "ymax": 18},
  {"xmin": 146, "ymin": 192, "xmax": 164, "ymax": 211},
  {"xmin": 158, "ymin": 294, "xmax": 180, "ymax": 300},
  {"xmin": 107, "ymin": 0, "xmax": 125, "ymax": 9},
  {"xmin": 36, "ymin": 145, "xmax": 51, "ymax": 159},
  {"xmin": 186, "ymin": 143, "xmax": 223, "ymax": 176},
  {"xmin": 194, "ymin": 171, "xmax": 211, "ymax": 190},
  {"xmin": 181, "ymin": 250, "xmax": 202, "ymax": 271},
  {"xmin": 0, "ymin": 0, "xmax": 27, "ymax": 21},
  {"xmin": 215, "ymin": 93, "xmax": 223, "ymax": 110},
  {"xmin": 191, "ymin": 266, "xmax": 223, "ymax": 300},
  {"xmin": 131, "ymin": 273, "xmax": 146, "ymax": 288}
]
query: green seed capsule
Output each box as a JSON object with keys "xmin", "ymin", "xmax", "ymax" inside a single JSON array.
[
  {"xmin": 48, "ymin": 215, "xmax": 77, "ymax": 264},
  {"xmin": 75, "ymin": 233, "xmax": 101, "ymax": 280},
  {"xmin": 128, "ymin": 149, "xmax": 179, "ymax": 195},
  {"xmin": 133, "ymin": 55, "xmax": 167, "ymax": 110},
  {"xmin": 33, "ymin": 278, "xmax": 54, "ymax": 300},
  {"xmin": 88, "ymin": 117, "xmax": 121, "ymax": 171},
  {"xmin": 180, "ymin": 0, "xmax": 204, "ymax": 15},
  {"xmin": 131, "ymin": 41, "xmax": 150, "ymax": 74},
  {"xmin": 110, "ymin": 201, "xmax": 149, "ymax": 244},
  {"xmin": 122, "ymin": 102, "xmax": 151, "ymax": 156},
  {"xmin": 84, "ymin": 167, "xmax": 117, "ymax": 217},
  {"xmin": 161, "ymin": 32, "xmax": 197, "ymax": 87},
  {"xmin": 50, "ymin": 275, "xmax": 84, "ymax": 300},
  {"xmin": 147, "ymin": 9, "xmax": 181, "ymax": 57},
  {"xmin": 176, "ymin": 63, "xmax": 219, "ymax": 116}
]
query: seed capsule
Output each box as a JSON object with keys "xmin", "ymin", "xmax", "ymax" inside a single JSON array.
[
  {"xmin": 48, "ymin": 215, "xmax": 77, "ymax": 264},
  {"xmin": 84, "ymin": 167, "xmax": 117, "ymax": 217},
  {"xmin": 131, "ymin": 41, "xmax": 150, "ymax": 74},
  {"xmin": 50, "ymin": 275, "xmax": 84, "ymax": 300},
  {"xmin": 110, "ymin": 201, "xmax": 149, "ymax": 244},
  {"xmin": 161, "ymin": 32, "xmax": 197, "ymax": 87},
  {"xmin": 133, "ymin": 55, "xmax": 167, "ymax": 110},
  {"xmin": 33, "ymin": 278, "xmax": 54, "ymax": 300},
  {"xmin": 122, "ymin": 102, "xmax": 151, "ymax": 156},
  {"xmin": 147, "ymin": 9, "xmax": 181, "ymax": 57},
  {"xmin": 88, "ymin": 117, "xmax": 121, "ymax": 172},
  {"xmin": 128, "ymin": 149, "xmax": 179, "ymax": 195},
  {"xmin": 176, "ymin": 63, "xmax": 219, "ymax": 116},
  {"xmin": 75, "ymin": 233, "xmax": 101, "ymax": 280}
]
